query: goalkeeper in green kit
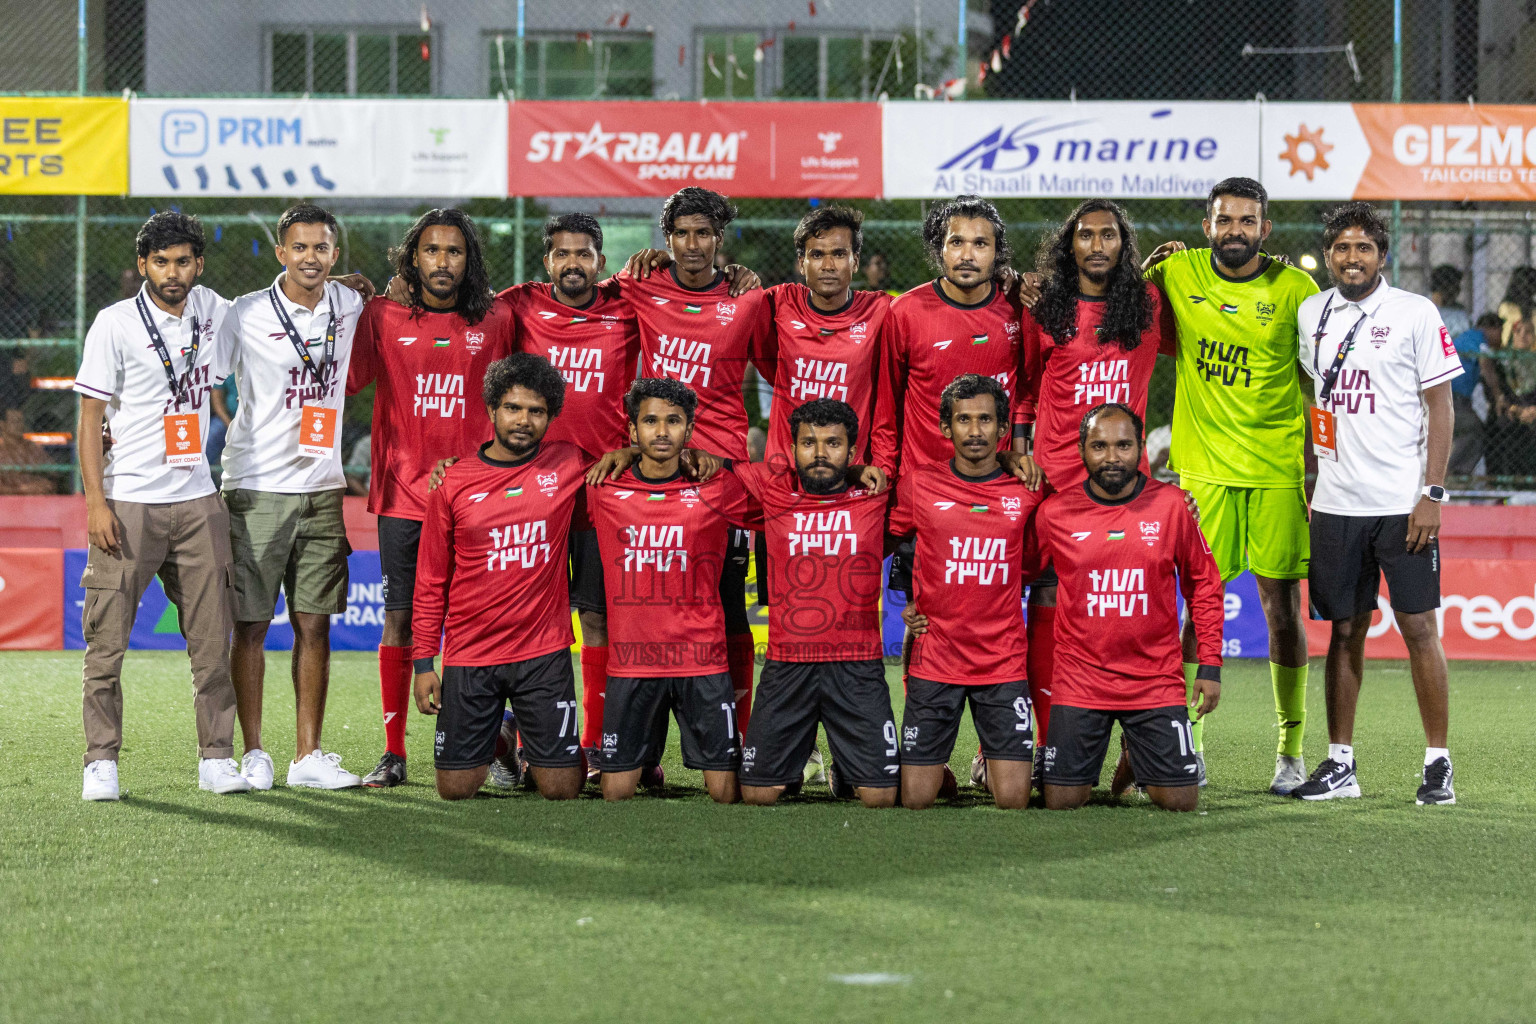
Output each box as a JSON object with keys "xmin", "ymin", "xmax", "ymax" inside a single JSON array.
[{"xmin": 1141, "ymin": 177, "xmax": 1318, "ymax": 795}]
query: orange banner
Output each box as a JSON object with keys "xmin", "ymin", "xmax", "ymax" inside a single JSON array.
[{"xmin": 1354, "ymin": 103, "xmax": 1536, "ymax": 201}]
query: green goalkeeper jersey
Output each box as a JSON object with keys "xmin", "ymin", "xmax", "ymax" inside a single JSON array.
[{"xmin": 1145, "ymin": 248, "xmax": 1319, "ymax": 488}]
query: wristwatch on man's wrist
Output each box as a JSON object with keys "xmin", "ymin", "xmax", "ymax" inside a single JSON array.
[{"xmin": 1422, "ymin": 484, "xmax": 1447, "ymax": 503}]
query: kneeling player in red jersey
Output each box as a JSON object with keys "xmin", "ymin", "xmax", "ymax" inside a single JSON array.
[
  {"xmin": 1035, "ymin": 403, "xmax": 1223, "ymax": 812},
  {"xmin": 891, "ymin": 374, "xmax": 1044, "ymax": 810},
  {"xmin": 585, "ymin": 378, "xmax": 756, "ymax": 804},
  {"xmin": 411, "ymin": 353, "xmax": 589, "ymax": 801},
  {"xmin": 733, "ymin": 399, "xmax": 897, "ymax": 808}
]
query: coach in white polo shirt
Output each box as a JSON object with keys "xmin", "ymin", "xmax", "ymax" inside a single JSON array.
[
  {"xmin": 219, "ymin": 204, "xmax": 365, "ymax": 791},
  {"xmin": 1293, "ymin": 202, "xmax": 1460, "ymax": 807},
  {"xmin": 73, "ymin": 211, "xmax": 251, "ymax": 801}
]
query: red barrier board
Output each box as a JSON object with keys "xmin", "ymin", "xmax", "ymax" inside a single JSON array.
[
  {"xmin": 0, "ymin": 548, "xmax": 63, "ymax": 649},
  {"xmin": 1303, "ymin": 558, "xmax": 1536, "ymax": 661},
  {"xmin": 507, "ymin": 101, "xmax": 882, "ymax": 197}
]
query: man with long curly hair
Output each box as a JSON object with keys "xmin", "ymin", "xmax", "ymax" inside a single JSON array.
[{"xmin": 346, "ymin": 208, "xmax": 516, "ymax": 788}]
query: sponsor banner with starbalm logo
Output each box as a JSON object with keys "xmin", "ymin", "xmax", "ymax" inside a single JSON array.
[
  {"xmin": 1263, "ymin": 102, "xmax": 1536, "ymax": 201},
  {"xmin": 507, "ymin": 100, "xmax": 881, "ymax": 197},
  {"xmin": 880, "ymin": 101, "xmax": 1259, "ymax": 199},
  {"xmin": 130, "ymin": 99, "xmax": 508, "ymax": 197}
]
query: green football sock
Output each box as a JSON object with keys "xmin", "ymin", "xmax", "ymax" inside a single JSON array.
[
  {"xmin": 1272, "ymin": 662, "xmax": 1308, "ymax": 758},
  {"xmin": 1183, "ymin": 663, "xmax": 1203, "ymax": 753}
]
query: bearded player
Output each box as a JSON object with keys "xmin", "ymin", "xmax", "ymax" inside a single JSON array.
[
  {"xmin": 348, "ymin": 209, "xmax": 515, "ymax": 788},
  {"xmin": 1142, "ymin": 177, "xmax": 1319, "ymax": 793},
  {"xmin": 1013, "ymin": 199, "xmax": 1175, "ymax": 775},
  {"xmin": 1036, "ymin": 403, "xmax": 1224, "ymax": 812}
]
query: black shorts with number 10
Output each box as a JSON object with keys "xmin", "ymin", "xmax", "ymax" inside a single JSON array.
[{"xmin": 741, "ymin": 659, "xmax": 899, "ymax": 788}]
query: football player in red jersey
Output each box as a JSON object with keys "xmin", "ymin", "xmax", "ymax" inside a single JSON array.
[
  {"xmin": 615, "ymin": 187, "xmax": 775, "ymax": 739},
  {"xmin": 1034, "ymin": 403, "xmax": 1223, "ymax": 812},
  {"xmin": 413, "ymin": 353, "xmax": 591, "ymax": 801},
  {"xmin": 890, "ymin": 375, "xmax": 1044, "ymax": 810},
  {"xmin": 585, "ymin": 377, "xmax": 756, "ymax": 804},
  {"xmin": 347, "ymin": 209, "xmax": 515, "ymax": 788},
  {"xmin": 1008, "ymin": 200, "xmax": 1176, "ymax": 771},
  {"xmin": 497, "ymin": 214, "xmax": 641, "ymax": 781}
]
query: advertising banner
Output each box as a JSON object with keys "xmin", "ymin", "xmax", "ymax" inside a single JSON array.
[
  {"xmin": 0, "ymin": 98, "xmax": 127, "ymax": 195},
  {"xmin": 880, "ymin": 101, "xmax": 1259, "ymax": 199},
  {"xmin": 507, "ymin": 100, "xmax": 881, "ymax": 197},
  {"xmin": 64, "ymin": 549, "xmax": 387, "ymax": 652},
  {"xmin": 1263, "ymin": 102, "xmax": 1536, "ymax": 202},
  {"xmin": 0, "ymin": 548, "xmax": 63, "ymax": 648},
  {"xmin": 129, "ymin": 99, "xmax": 508, "ymax": 197}
]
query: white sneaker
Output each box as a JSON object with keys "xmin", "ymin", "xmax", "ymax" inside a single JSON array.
[
  {"xmin": 287, "ymin": 750, "xmax": 363, "ymax": 790},
  {"xmin": 803, "ymin": 745, "xmax": 827, "ymax": 786},
  {"xmin": 82, "ymin": 759, "xmax": 120, "ymax": 801},
  {"xmin": 199, "ymin": 757, "xmax": 254, "ymax": 794},
  {"xmin": 241, "ymin": 749, "xmax": 275, "ymax": 791},
  {"xmin": 1270, "ymin": 754, "xmax": 1307, "ymax": 795}
]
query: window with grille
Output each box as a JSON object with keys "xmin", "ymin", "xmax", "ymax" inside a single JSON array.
[{"xmin": 267, "ymin": 27, "xmax": 434, "ymax": 96}]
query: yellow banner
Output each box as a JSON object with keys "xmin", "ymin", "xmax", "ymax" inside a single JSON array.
[{"xmin": 0, "ymin": 98, "xmax": 127, "ymax": 195}]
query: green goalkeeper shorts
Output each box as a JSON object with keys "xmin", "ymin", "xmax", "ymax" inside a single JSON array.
[{"xmin": 1183, "ymin": 480, "xmax": 1310, "ymax": 583}]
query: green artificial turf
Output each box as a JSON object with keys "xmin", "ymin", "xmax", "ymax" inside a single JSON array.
[{"xmin": 2, "ymin": 651, "xmax": 1534, "ymax": 1023}]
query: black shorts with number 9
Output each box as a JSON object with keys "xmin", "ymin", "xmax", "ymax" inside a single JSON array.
[{"xmin": 900, "ymin": 676, "xmax": 1033, "ymax": 766}]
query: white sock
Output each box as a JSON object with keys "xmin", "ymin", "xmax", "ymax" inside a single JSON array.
[
  {"xmin": 1328, "ymin": 743, "xmax": 1354, "ymax": 766},
  {"xmin": 1425, "ymin": 747, "xmax": 1449, "ymax": 766}
]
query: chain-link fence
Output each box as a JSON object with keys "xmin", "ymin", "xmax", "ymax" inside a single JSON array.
[{"xmin": 3, "ymin": 1, "xmax": 1535, "ymax": 495}]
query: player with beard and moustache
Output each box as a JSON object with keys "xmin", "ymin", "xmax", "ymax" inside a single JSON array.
[
  {"xmin": 411, "ymin": 353, "xmax": 590, "ymax": 801},
  {"xmin": 1002, "ymin": 199, "xmax": 1176, "ymax": 788},
  {"xmin": 1140, "ymin": 177, "xmax": 1319, "ymax": 794},
  {"xmin": 891, "ymin": 375, "xmax": 1044, "ymax": 811},
  {"xmin": 612, "ymin": 188, "xmax": 774, "ymax": 741},
  {"xmin": 1035, "ymin": 403, "xmax": 1224, "ymax": 812},
  {"xmin": 347, "ymin": 209, "xmax": 516, "ymax": 789},
  {"xmin": 496, "ymin": 214, "xmax": 641, "ymax": 784},
  {"xmin": 732, "ymin": 399, "xmax": 898, "ymax": 808},
  {"xmin": 583, "ymin": 377, "xmax": 757, "ymax": 804}
]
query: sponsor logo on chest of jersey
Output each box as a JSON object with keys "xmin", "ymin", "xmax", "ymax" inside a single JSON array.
[
  {"xmin": 624, "ymin": 523, "xmax": 687, "ymax": 572},
  {"xmin": 789, "ymin": 508, "xmax": 858, "ymax": 556},
  {"xmin": 487, "ymin": 520, "xmax": 551, "ymax": 571},
  {"xmin": 284, "ymin": 364, "xmax": 338, "ymax": 410},
  {"xmin": 1139, "ymin": 520, "xmax": 1160, "ymax": 545},
  {"xmin": 537, "ymin": 471, "xmax": 560, "ymax": 497},
  {"xmin": 547, "ymin": 344, "xmax": 606, "ymax": 392},
  {"xmin": 468, "ymin": 492, "xmax": 489, "ymax": 503},
  {"xmin": 1256, "ymin": 301, "xmax": 1277, "ymax": 326},
  {"xmin": 1188, "ymin": 295, "xmax": 1207, "ymax": 304},
  {"xmin": 933, "ymin": 339, "xmax": 953, "ymax": 350},
  {"xmin": 398, "ymin": 336, "xmax": 417, "ymax": 346},
  {"xmin": 1088, "ymin": 567, "xmax": 1148, "ymax": 616},
  {"xmin": 1323, "ymin": 369, "xmax": 1376, "ymax": 414},
  {"xmin": 652, "ymin": 334, "xmax": 713, "ymax": 387},
  {"xmin": 1075, "ymin": 358, "xmax": 1131, "ymax": 406},
  {"xmin": 1071, "ymin": 530, "xmax": 1091, "ymax": 541},
  {"xmin": 465, "ymin": 331, "xmax": 485, "ymax": 354},
  {"xmin": 1195, "ymin": 338, "xmax": 1251, "ymax": 388},
  {"xmin": 415, "ymin": 373, "xmax": 466, "ymax": 418},
  {"xmin": 946, "ymin": 535, "xmax": 1010, "ymax": 585},
  {"xmin": 790, "ymin": 357, "xmax": 849, "ymax": 402}
]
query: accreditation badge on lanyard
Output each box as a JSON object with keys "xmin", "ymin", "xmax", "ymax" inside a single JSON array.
[
  {"xmin": 136, "ymin": 292, "xmax": 204, "ymax": 467},
  {"xmin": 270, "ymin": 286, "xmax": 339, "ymax": 460},
  {"xmin": 1309, "ymin": 296, "xmax": 1369, "ymax": 463}
]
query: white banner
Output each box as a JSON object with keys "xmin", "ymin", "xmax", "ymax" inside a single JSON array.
[
  {"xmin": 881, "ymin": 101, "xmax": 1260, "ymax": 199},
  {"xmin": 1259, "ymin": 103, "xmax": 1371, "ymax": 200},
  {"xmin": 130, "ymin": 99, "xmax": 508, "ymax": 197}
]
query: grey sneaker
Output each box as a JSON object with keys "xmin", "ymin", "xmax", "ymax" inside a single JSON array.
[
  {"xmin": 969, "ymin": 750, "xmax": 988, "ymax": 790},
  {"xmin": 1416, "ymin": 757, "xmax": 1455, "ymax": 806},
  {"xmin": 1270, "ymin": 754, "xmax": 1307, "ymax": 796},
  {"xmin": 482, "ymin": 758, "xmax": 519, "ymax": 795},
  {"xmin": 803, "ymin": 745, "xmax": 827, "ymax": 786},
  {"xmin": 1195, "ymin": 751, "xmax": 1208, "ymax": 787}
]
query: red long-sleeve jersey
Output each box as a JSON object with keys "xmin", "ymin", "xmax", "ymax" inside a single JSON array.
[
  {"xmin": 615, "ymin": 268, "xmax": 775, "ymax": 463},
  {"xmin": 763, "ymin": 284, "xmax": 896, "ymax": 476},
  {"xmin": 1035, "ymin": 476, "xmax": 1223, "ymax": 709},
  {"xmin": 411, "ymin": 441, "xmax": 590, "ymax": 668},
  {"xmin": 888, "ymin": 460, "xmax": 1044, "ymax": 686},
  {"xmin": 878, "ymin": 280, "xmax": 1023, "ymax": 472},
  {"xmin": 499, "ymin": 280, "xmax": 640, "ymax": 458},
  {"xmin": 1018, "ymin": 286, "xmax": 1174, "ymax": 489},
  {"xmin": 734, "ymin": 460, "xmax": 889, "ymax": 663},
  {"xmin": 347, "ymin": 298, "xmax": 516, "ymax": 520},
  {"xmin": 587, "ymin": 466, "xmax": 755, "ymax": 678}
]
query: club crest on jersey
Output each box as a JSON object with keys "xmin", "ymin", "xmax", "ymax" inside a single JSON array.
[
  {"xmin": 1255, "ymin": 302, "xmax": 1276, "ymax": 326},
  {"xmin": 851, "ymin": 321, "xmax": 868, "ymax": 343},
  {"xmin": 468, "ymin": 492, "xmax": 489, "ymax": 503},
  {"xmin": 537, "ymin": 472, "xmax": 559, "ymax": 496},
  {"xmin": 465, "ymin": 331, "xmax": 485, "ymax": 354},
  {"xmin": 1005, "ymin": 321, "xmax": 1020, "ymax": 339},
  {"xmin": 1139, "ymin": 521, "xmax": 1160, "ymax": 544},
  {"xmin": 714, "ymin": 302, "xmax": 736, "ymax": 324},
  {"xmin": 1107, "ymin": 529, "xmax": 1125, "ymax": 540},
  {"xmin": 679, "ymin": 487, "xmax": 700, "ymax": 507},
  {"xmin": 1001, "ymin": 496, "xmax": 1022, "ymax": 520},
  {"xmin": 1371, "ymin": 325, "xmax": 1391, "ymax": 348}
]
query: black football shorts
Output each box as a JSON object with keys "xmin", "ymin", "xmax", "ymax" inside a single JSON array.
[
  {"xmin": 1043, "ymin": 703, "xmax": 1200, "ymax": 789},
  {"xmin": 434, "ymin": 650, "xmax": 581, "ymax": 771},
  {"xmin": 900, "ymin": 676, "xmax": 1033, "ymax": 766},
  {"xmin": 740, "ymin": 658, "xmax": 898, "ymax": 788},
  {"xmin": 601, "ymin": 672, "xmax": 740, "ymax": 772}
]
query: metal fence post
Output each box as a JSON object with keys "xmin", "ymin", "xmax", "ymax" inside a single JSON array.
[
  {"xmin": 512, "ymin": 0, "xmax": 526, "ymax": 285},
  {"xmin": 1391, "ymin": 0, "xmax": 1403, "ymax": 287},
  {"xmin": 71, "ymin": 0, "xmax": 86, "ymax": 494}
]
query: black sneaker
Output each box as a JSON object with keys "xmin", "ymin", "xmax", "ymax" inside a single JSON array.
[
  {"xmin": 362, "ymin": 751, "xmax": 407, "ymax": 788},
  {"xmin": 1291, "ymin": 757, "xmax": 1360, "ymax": 800},
  {"xmin": 512, "ymin": 746, "xmax": 536, "ymax": 790},
  {"xmin": 1416, "ymin": 757, "xmax": 1455, "ymax": 805},
  {"xmin": 827, "ymin": 762, "xmax": 855, "ymax": 800},
  {"xmin": 1031, "ymin": 746, "xmax": 1044, "ymax": 793},
  {"xmin": 638, "ymin": 763, "xmax": 666, "ymax": 792}
]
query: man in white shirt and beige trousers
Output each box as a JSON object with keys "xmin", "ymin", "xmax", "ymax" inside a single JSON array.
[{"xmin": 73, "ymin": 211, "xmax": 251, "ymax": 800}]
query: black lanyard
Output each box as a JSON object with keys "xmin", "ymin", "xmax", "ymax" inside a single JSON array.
[
  {"xmin": 135, "ymin": 292, "xmax": 201, "ymax": 405},
  {"xmin": 269, "ymin": 285, "xmax": 336, "ymax": 389},
  {"xmin": 1312, "ymin": 292, "xmax": 1370, "ymax": 405}
]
